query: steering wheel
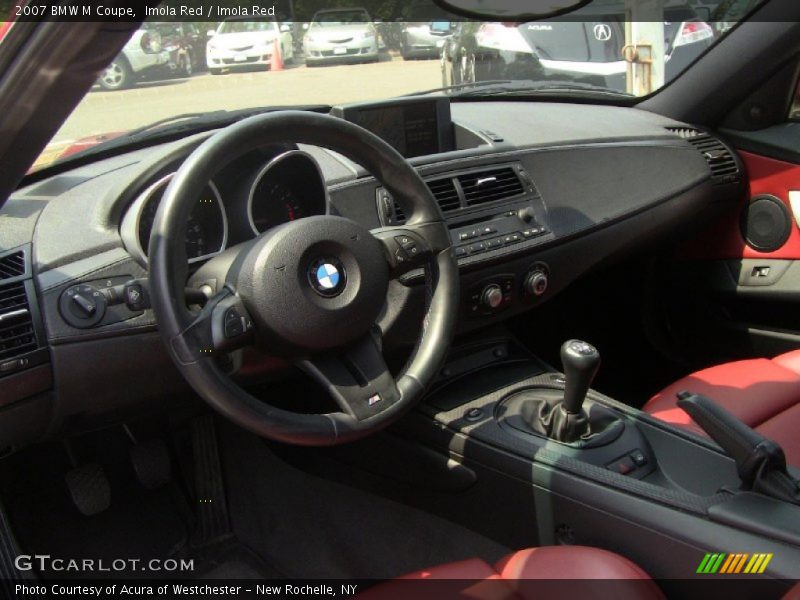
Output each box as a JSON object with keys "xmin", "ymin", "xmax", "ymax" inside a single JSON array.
[{"xmin": 148, "ymin": 111, "xmax": 459, "ymax": 446}]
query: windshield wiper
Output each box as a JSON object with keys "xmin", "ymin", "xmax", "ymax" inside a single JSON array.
[
  {"xmin": 451, "ymin": 80, "xmax": 634, "ymax": 98},
  {"xmin": 410, "ymin": 79, "xmax": 632, "ymax": 99},
  {"xmin": 404, "ymin": 80, "xmax": 516, "ymax": 97}
]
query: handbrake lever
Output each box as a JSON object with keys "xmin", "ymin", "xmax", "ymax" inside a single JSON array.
[{"xmin": 677, "ymin": 391, "xmax": 800, "ymax": 504}]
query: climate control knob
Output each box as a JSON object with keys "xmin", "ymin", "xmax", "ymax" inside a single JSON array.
[
  {"xmin": 524, "ymin": 270, "xmax": 548, "ymax": 297},
  {"xmin": 480, "ymin": 284, "xmax": 504, "ymax": 309}
]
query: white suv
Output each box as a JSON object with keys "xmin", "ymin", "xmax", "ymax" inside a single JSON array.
[{"xmin": 97, "ymin": 25, "xmax": 170, "ymax": 91}]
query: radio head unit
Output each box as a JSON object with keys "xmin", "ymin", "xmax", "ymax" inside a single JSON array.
[{"xmin": 331, "ymin": 96, "xmax": 454, "ymax": 159}]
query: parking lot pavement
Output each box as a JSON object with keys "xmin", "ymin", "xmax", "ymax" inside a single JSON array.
[{"xmin": 51, "ymin": 55, "xmax": 444, "ymax": 144}]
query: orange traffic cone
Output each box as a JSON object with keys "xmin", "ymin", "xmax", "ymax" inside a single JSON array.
[{"xmin": 271, "ymin": 37, "xmax": 284, "ymax": 71}]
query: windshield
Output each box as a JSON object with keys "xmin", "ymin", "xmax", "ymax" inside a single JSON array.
[{"xmin": 27, "ymin": 0, "xmax": 767, "ymax": 172}]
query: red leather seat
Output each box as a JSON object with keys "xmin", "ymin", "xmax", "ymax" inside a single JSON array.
[
  {"xmin": 357, "ymin": 546, "xmax": 664, "ymax": 599},
  {"xmin": 644, "ymin": 350, "xmax": 800, "ymax": 466}
]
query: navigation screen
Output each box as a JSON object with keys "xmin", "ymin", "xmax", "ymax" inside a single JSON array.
[{"xmin": 337, "ymin": 99, "xmax": 452, "ymax": 158}]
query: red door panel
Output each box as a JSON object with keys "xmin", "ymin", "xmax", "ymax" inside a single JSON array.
[{"xmin": 679, "ymin": 151, "xmax": 800, "ymax": 260}]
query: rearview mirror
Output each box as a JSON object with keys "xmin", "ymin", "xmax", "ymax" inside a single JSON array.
[{"xmin": 433, "ymin": 0, "xmax": 591, "ymax": 20}]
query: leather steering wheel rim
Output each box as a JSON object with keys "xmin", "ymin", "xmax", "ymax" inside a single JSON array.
[{"xmin": 149, "ymin": 111, "xmax": 459, "ymax": 445}]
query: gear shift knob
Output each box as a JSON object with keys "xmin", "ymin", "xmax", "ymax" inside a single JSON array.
[{"xmin": 560, "ymin": 340, "xmax": 601, "ymax": 415}]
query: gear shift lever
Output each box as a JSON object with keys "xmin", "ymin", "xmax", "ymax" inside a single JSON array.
[
  {"xmin": 561, "ymin": 340, "xmax": 601, "ymax": 415},
  {"xmin": 500, "ymin": 339, "xmax": 622, "ymax": 447}
]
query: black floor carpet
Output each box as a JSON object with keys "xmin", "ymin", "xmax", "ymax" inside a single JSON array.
[
  {"xmin": 220, "ymin": 420, "xmax": 510, "ymax": 579},
  {"xmin": 0, "ymin": 439, "xmax": 191, "ymax": 579},
  {"xmin": 1, "ymin": 419, "xmax": 509, "ymax": 581}
]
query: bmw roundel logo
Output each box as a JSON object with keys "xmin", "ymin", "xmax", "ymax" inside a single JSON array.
[{"xmin": 308, "ymin": 257, "xmax": 346, "ymax": 297}]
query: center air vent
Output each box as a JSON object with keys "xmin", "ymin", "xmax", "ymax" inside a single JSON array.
[
  {"xmin": 388, "ymin": 177, "xmax": 461, "ymax": 224},
  {"xmin": 377, "ymin": 163, "xmax": 533, "ymax": 225},
  {"xmin": 0, "ymin": 249, "xmax": 26, "ymax": 281},
  {"xmin": 0, "ymin": 281, "xmax": 37, "ymax": 362},
  {"xmin": 458, "ymin": 167, "xmax": 525, "ymax": 206},
  {"xmin": 666, "ymin": 127, "xmax": 741, "ymax": 185}
]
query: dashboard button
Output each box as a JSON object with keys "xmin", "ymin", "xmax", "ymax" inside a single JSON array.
[
  {"xmin": 607, "ymin": 456, "xmax": 636, "ymax": 475},
  {"xmin": 454, "ymin": 246, "xmax": 467, "ymax": 258},
  {"xmin": 0, "ymin": 359, "xmax": 23, "ymax": 373},
  {"xmin": 485, "ymin": 238, "xmax": 503, "ymax": 249},
  {"xmin": 630, "ymin": 450, "xmax": 647, "ymax": 467},
  {"xmin": 224, "ymin": 307, "xmax": 245, "ymax": 339},
  {"xmin": 125, "ymin": 282, "xmax": 147, "ymax": 311},
  {"xmin": 480, "ymin": 284, "xmax": 503, "ymax": 309},
  {"xmin": 467, "ymin": 242, "xmax": 486, "ymax": 254}
]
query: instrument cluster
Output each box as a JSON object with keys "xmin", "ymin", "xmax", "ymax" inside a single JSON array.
[{"xmin": 122, "ymin": 150, "xmax": 327, "ymax": 266}]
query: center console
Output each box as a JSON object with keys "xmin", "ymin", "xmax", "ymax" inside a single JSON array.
[
  {"xmin": 374, "ymin": 160, "xmax": 554, "ymax": 326},
  {"xmin": 402, "ymin": 335, "xmax": 800, "ymax": 591}
]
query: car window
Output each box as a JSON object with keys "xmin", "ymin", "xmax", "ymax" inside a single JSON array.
[
  {"xmin": 29, "ymin": 1, "xmax": 769, "ymax": 173},
  {"xmin": 520, "ymin": 22, "xmax": 591, "ymax": 62}
]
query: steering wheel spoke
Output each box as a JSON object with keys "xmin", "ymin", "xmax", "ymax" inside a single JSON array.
[
  {"xmin": 298, "ymin": 330, "xmax": 400, "ymax": 421},
  {"xmin": 169, "ymin": 286, "xmax": 255, "ymax": 364}
]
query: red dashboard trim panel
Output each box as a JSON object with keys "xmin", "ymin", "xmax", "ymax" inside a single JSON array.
[{"xmin": 679, "ymin": 151, "xmax": 800, "ymax": 260}]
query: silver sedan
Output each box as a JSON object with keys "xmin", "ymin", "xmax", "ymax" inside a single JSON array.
[{"xmin": 303, "ymin": 9, "xmax": 380, "ymax": 66}]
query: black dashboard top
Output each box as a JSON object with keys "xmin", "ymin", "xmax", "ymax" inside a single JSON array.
[{"xmin": 0, "ymin": 100, "xmax": 742, "ymax": 352}]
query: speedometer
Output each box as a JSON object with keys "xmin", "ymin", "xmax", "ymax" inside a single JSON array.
[
  {"xmin": 133, "ymin": 174, "xmax": 227, "ymax": 263},
  {"xmin": 250, "ymin": 181, "xmax": 304, "ymax": 233},
  {"xmin": 248, "ymin": 150, "xmax": 327, "ymax": 235}
]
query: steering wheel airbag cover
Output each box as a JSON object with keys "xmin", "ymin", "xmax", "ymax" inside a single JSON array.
[{"xmin": 237, "ymin": 215, "xmax": 388, "ymax": 353}]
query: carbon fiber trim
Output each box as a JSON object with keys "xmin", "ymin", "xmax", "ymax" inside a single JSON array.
[{"xmin": 420, "ymin": 372, "xmax": 729, "ymax": 515}]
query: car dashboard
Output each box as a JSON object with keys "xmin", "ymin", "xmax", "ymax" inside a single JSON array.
[{"xmin": 0, "ymin": 98, "xmax": 745, "ymax": 445}]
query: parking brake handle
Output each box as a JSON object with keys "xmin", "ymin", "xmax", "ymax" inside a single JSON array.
[{"xmin": 677, "ymin": 391, "xmax": 800, "ymax": 505}]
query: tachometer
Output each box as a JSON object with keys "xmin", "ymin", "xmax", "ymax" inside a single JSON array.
[{"xmin": 132, "ymin": 174, "xmax": 227, "ymax": 263}]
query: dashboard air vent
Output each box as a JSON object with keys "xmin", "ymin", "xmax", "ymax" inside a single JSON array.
[
  {"xmin": 0, "ymin": 250, "xmax": 25, "ymax": 281},
  {"xmin": 0, "ymin": 281, "xmax": 37, "ymax": 361},
  {"xmin": 426, "ymin": 177, "xmax": 461, "ymax": 212},
  {"xmin": 666, "ymin": 127, "xmax": 740, "ymax": 185},
  {"xmin": 390, "ymin": 177, "xmax": 461, "ymax": 224},
  {"xmin": 457, "ymin": 167, "xmax": 525, "ymax": 206}
]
